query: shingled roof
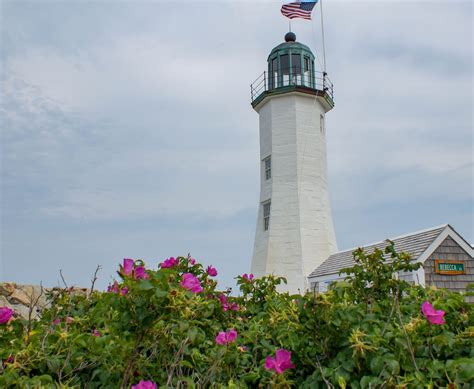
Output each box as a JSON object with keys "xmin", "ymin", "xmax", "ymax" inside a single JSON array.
[{"xmin": 309, "ymin": 224, "xmax": 448, "ymax": 278}]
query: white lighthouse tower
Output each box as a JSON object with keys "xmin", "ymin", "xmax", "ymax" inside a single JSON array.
[{"xmin": 250, "ymin": 32, "xmax": 337, "ymax": 294}]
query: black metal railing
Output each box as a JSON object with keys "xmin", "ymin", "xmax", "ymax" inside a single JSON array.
[{"xmin": 250, "ymin": 68, "xmax": 334, "ymax": 103}]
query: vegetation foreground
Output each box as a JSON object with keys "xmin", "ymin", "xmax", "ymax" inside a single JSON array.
[{"xmin": 0, "ymin": 244, "xmax": 473, "ymax": 388}]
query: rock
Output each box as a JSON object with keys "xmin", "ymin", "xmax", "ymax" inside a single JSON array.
[
  {"xmin": 0, "ymin": 295, "xmax": 11, "ymax": 306},
  {"xmin": 19, "ymin": 285, "xmax": 36, "ymax": 298},
  {"xmin": 0, "ymin": 283, "xmax": 16, "ymax": 296},
  {"xmin": 19, "ymin": 285, "xmax": 46, "ymax": 304},
  {"xmin": 0, "ymin": 283, "xmax": 87, "ymax": 319},
  {"xmin": 73, "ymin": 288, "xmax": 89, "ymax": 297},
  {"xmin": 10, "ymin": 289, "xmax": 33, "ymax": 306},
  {"xmin": 12, "ymin": 304, "xmax": 31, "ymax": 319}
]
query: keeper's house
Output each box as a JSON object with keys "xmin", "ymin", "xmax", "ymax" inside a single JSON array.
[{"xmin": 308, "ymin": 224, "xmax": 474, "ymax": 302}]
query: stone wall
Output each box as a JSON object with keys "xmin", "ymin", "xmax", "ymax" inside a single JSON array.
[
  {"xmin": 0, "ymin": 283, "xmax": 88, "ymax": 319},
  {"xmin": 423, "ymin": 236, "xmax": 474, "ymax": 303}
]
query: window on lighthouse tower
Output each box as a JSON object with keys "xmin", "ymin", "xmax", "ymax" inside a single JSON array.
[
  {"xmin": 263, "ymin": 201, "xmax": 271, "ymax": 231},
  {"xmin": 264, "ymin": 156, "xmax": 271, "ymax": 180}
]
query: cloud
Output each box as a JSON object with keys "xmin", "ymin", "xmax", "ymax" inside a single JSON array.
[
  {"xmin": 2, "ymin": 75, "xmax": 257, "ymax": 221},
  {"xmin": 1, "ymin": 0, "xmax": 472, "ymax": 289}
]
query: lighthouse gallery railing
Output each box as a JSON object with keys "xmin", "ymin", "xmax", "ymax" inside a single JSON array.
[{"xmin": 250, "ymin": 68, "xmax": 334, "ymax": 104}]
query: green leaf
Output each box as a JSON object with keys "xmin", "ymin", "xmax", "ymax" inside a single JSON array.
[
  {"xmin": 155, "ymin": 289, "xmax": 168, "ymax": 298},
  {"xmin": 384, "ymin": 359, "xmax": 400, "ymax": 375},
  {"xmin": 456, "ymin": 358, "xmax": 474, "ymax": 383},
  {"xmin": 342, "ymin": 359, "xmax": 355, "ymax": 373},
  {"xmin": 337, "ymin": 375, "xmax": 347, "ymax": 389},
  {"xmin": 180, "ymin": 360, "xmax": 194, "ymax": 369},
  {"xmin": 369, "ymin": 356, "xmax": 384, "ymax": 375},
  {"xmin": 332, "ymin": 317, "xmax": 342, "ymax": 326},
  {"xmin": 46, "ymin": 358, "xmax": 60, "ymax": 373},
  {"xmin": 179, "ymin": 377, "xmax": 196, "ymax": 388},
  {"xmin": 187, "ymin": 327, "xmax": 205, "ymax": 345},
  {"xmin": 360, "ymin": 376, "xmax": 382, "ymax": 388},
  {"xmin": 36, "ymin": 375, "xmax": 54, "ymax": 384},
  {"xmin": 243, "ymin": 372, "xmax": 260, "ymax": 383},
  {"xmin": 138, "ymin": 280, "xmax": 154, "ymax": 290}
]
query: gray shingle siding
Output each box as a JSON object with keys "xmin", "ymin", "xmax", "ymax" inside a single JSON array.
[{"xmin": 424, "ymin": 236, "xmax": 474, "ymax": 292}]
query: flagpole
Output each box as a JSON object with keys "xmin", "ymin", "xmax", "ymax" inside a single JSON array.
[
  {"xmin": 289, "ymin": 20, "xmax": 292, "ymax": 32},
  {"xmin": 319, "ymin": 0, "xmax": 327, "ymax": 74}
]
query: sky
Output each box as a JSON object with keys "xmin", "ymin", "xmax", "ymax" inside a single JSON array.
[{"xmin": 1, "ymin": 0, "xmax": 472, "ymax": 291}]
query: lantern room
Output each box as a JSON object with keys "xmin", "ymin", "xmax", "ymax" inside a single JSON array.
[
  {"xmin": 250, "ymin": 32, "xmax": 334, "ymax": 111},
  {"xmin": 267, "ymin": 31, "xmax": 315, "ymax": 89}
]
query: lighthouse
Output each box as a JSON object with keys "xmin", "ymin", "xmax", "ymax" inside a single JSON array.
[{"xmin": 250, "ymin": 32, "xmax": 337, "ymax": 294}]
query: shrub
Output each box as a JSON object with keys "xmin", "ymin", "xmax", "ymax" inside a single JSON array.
[{"xmin": 0, "ymin": 250, "xmax": 473, "ymax": 388}]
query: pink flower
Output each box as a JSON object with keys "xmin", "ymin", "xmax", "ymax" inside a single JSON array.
[
  {"xmin": 215, "ymin": 331, "xmax": 227, "ymax": 345},
  {"xmin": 123, "ymin": 258, "xmax": 134, "ymax": 276},
  {"xmin": 5, "ymin": 355, "xmax": 14, "ymax": 364},
  {"xmin": 421, "ymin": 301, "xmax": 445, "ymax": 325},
  {"xmin": 180, "ymin": 273, "xmax": 203, "ymax": 293},
  {"xmin": 52, "ymin": 318, "xmax": 61, "ymax": 326},
  {"xmin": 226, "ymin": 329, "xmax": 237, "ymax": 342},
  {"xmin": 65, "ymin": 316, "xmax": 74, "ymax": 324},
  {"xmin": 242, "ymin": 273, "xmax": 254, "ymax": 281},
  {"xmin": 219, "ymin": 294, "xmax": 229, "ymax": 311},
  {"xmin": 107, "ymin": 281, "xmax": 120, "ymax": 293},
  {"xmin": 108, "ymin": 281, "xmax": 128, "ymax": 295},
  {"xmin": 131, "ymin": 380, "xmax": 157, "ymax": 389},
  {"xmin": 207, "ymin": 265, "xmax": 218, "ymax": 277},
  {"xmin": 161, "ymin": 257, "xmax": 179, "ymax": 268},
  {"xmin": 135, "ymin": 266, "xmax": 150, "ymax": 280},
  {"xmin": 264, "ymin": 349, "xmax": 295, "ymax": 374},
  {"xmin": 92, "ymin": 329, "xmax": 101, "ymax": 337},
  {"xmin": 189, "ymin": 258, "xmax": 196, "ymax": 265},
  {"xmin": 120, "ymin": 258, "xmax": 151, "ymax": 281},
  {"xmin": 215, "ymin": 329, "xmax": 238, "ymax": 345},
  {"xmin": 219, "ymin": 294, "xmax": 239, "ymax": 311},
  {"xmin": 0, "ymin": 307, "xmax": 14, "ymax": 324},
  {"xmin": 108, "ymin": 281, "xmax": 120, "ymax": 293}
]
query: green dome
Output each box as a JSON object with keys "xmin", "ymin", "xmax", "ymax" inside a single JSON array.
[{"xmin": 268, "ymin": 40, "xmax": 315, "ymax": 62}]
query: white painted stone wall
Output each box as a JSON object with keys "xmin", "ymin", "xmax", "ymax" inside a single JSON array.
[{"xmin": 251, "ymin": 92, "xmax": 338, "ymax": 294}]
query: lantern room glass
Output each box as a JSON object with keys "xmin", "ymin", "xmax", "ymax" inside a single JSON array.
[
  {"xmin": 280, "ymin": 54, "xmax": 289, "ymax": 86},
  {"xmin": 271, "ymin": 58, "xmax": 277, "ymax": 89},
  {"xmin": 266, "ymin": 43, "xmax": 315, "ymax": 91},
  {"xmin": 291, "ymin": 54, "xmax": 302, "ymax": 85},
  {"xmin": 304, "ymin": 56, "xmax": 311, "ymax": 87}
]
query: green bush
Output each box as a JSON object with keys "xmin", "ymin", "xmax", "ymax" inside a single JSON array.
[{"xmin": 0, "ymin": 246, "xmax": 473, "ymax": 388}]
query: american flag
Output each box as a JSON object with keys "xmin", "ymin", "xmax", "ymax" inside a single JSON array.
[{"xmin": 281, "ymin": 1, "xmax": 318, "ymax": 20}]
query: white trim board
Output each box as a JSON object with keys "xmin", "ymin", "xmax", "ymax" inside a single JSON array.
[{"xmin": 416, "ymin": 225, "xmax": 474, "ymax": 264}]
